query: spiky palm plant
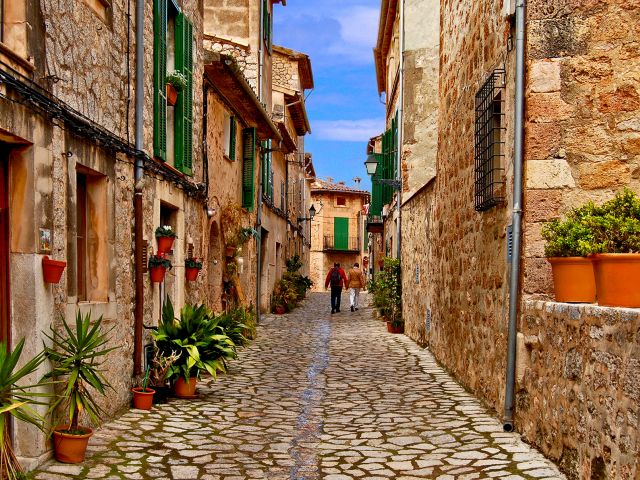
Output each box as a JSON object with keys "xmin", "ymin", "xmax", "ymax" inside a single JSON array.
[{"xmin": 0, "ymin": 340, "xmax": 46, "ymax": 479}]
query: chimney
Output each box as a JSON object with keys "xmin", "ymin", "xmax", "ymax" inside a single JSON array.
[{"xmin": 354, "ymin": 176, "xmax": 361, "ymax": 185}]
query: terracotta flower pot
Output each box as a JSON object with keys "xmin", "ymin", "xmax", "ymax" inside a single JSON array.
[
  {"xmin": 166, "ymin": 84, "xmax": 178, "ymax": 106},
  {"xmin": 592, "ymin": 253, "xmax": 640, "ymax": 307},
  {"xmin": 547, "ymin": 257, "xmax": 596, "ymax": 303},
  {"xmin": 42, "ymin": 256, "xmax": 67, "ymax": 283},
  {"xmin": 386, "ymin": 321, "xmax": 404, "ymax": 334},
  {"xmin": 52, "ymin": 425, "xmax": 93, "ymax": 464},
  {"xmin": 225, "ymin": 246, "xmax": 237, "ymax": 257},
  {"xmin": 185, "ymin": 267, "xmax": 200, "ymax": 281},
  {"xmin": 149, "ymin": 266, "xmax": 167, "ymax": 283},
  {"xmin": 157, "ymin": 236, "xmax": 175, "ymax": 254},
  {"xmin": 173, "ymin": 377, "xmax": 197, "ymax": 398},
  {"xmin": 132, "ymin": 387, "xmax": 155, "ymax": 410},
  {"xmin": 274, "ymin": 305, "xmax": 285, "ymax": 315}
]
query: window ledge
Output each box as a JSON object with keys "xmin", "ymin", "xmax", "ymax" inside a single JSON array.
[
  {"xmin": 0, "ymin": 43, "xmax": 34, "ymax": 72},
  {"xmin": 524, "ymin": 299, "xmax": 640, "ymax": 320}
]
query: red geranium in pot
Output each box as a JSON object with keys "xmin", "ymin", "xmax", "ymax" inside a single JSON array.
[
  {"xmin": 185, "ymin": 257, "xmax": 203, "ymax": 282},
  {"xmin": 148, "ymin": 254, "xmax": 172, "ymax": 283},
  {"xmin": 155, "ymin": 225, "xmax": 177, "ymax": 254}
]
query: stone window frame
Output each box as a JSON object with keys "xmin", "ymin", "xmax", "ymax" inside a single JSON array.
[
  {"xmin": 80, "ymin": 0, "xmax": 114, "ymax": 27},
  {"xmin": 336, "ymin": 196, "xmax": 347, "ymax": 207}
]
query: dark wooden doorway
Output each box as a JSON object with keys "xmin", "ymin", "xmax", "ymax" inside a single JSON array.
[{"xmin": 0, "ymin": 145, "xmax": 10, "ymax": 347}]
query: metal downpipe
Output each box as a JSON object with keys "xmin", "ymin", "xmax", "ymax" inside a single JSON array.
[
  {"xmin": 503, "ymin": 0, "xmax": 526, "ymax": 432},
  {"xmin": 396, "ymin": 0, "xmax": 404, "ymax": 260},
  {"xmin": 133, "ymin": 0, "xmax": 145, "ymax": 376}
]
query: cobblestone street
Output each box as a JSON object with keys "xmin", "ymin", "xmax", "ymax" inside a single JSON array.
[{"xmin": 31, "ymin": 293, "xmax": 564, "ymax": 480}]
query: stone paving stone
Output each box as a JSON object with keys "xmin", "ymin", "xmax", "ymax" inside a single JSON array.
[{"xmin": 29, "ymin": 293, "xmax": 565, "ymax": 479}]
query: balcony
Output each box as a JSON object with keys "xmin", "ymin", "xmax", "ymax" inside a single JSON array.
[
  {"xmin": 366, "ymin": 215, "xmax": 383, "ymax": 233},
  {"xmin": 323, "ymin": 236, "xmax": 360, "ymax": 252}
]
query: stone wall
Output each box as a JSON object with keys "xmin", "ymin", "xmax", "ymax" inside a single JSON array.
[
  {"xmin": 523, "ymin": 0, "xmax": 640, "ymax": 297},
  {"xmin": 517, "ymin": 301, "xmax": 640, "ymax": 478},
  {"xmin": 273, "ymin": 50, "xmax": 301, "ymax": 93}
]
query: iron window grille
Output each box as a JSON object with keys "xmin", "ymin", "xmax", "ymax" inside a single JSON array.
[{"xmin": 474, "ymin": 69, "xmax": 506, "ymax": 212}]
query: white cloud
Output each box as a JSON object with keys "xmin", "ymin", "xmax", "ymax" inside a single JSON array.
[{"xmin": 313, "ymin": 118, "xmax": 385, "ymax": 142}]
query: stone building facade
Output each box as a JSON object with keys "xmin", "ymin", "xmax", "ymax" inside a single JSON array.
[
  {"xmin": 378, "ymin": 0, "xmax": 640, "ymax": 478},
  {"xmin": 309, "ymin": 180, "xmax": 369, "ymax": 291}
]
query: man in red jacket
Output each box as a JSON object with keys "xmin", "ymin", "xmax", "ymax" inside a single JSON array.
[{"xmin": 325, "ymin": 262, "xmax": 349, "ymax": 314}]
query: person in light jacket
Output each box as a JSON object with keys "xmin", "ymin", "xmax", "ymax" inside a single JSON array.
[{"xmin": 347, "ymin": 262, "xmax": 366, "ymax": 312}]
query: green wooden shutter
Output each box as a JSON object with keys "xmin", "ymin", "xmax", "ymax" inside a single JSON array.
[
  {"xmin": 229, "ymin": 117, "xmax": 237, "ymax": 161},
  {"xmin": 268, "ymin": 142, "xmax": 273, "ymax": 200},
  {"xmin": 261, "ymin": 141, "xmax": 268, "ymax": 197},
  {"xmin": 241, "ymin": 128, "xmax": 256, "ymax": 211},
  {"xmin": 370, "ymin": 153, "xmax": 383, "ymax": 216},
  {"xmin": 175, "ymin": 13, "xmax": 193, "ymax": 175},
  {"xmin": 153, "ymin": 0, "xmax": 167, "ymax": 161},
  {"xmin": 334, "ymin": 217, "xmax": 349, "ymax": 251}
]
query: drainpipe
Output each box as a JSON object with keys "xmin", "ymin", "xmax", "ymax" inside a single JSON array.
[
  {"xmin": 395, "ymin": 0, "xmax": 404, "ymax": 260},
  {"xmin": 258, "ymin": 0, "xmax": 265, "ymax": 101},
  {"xmin": 255, "ymin": 181, "xmax": 263, "ymax": 323},
  {"xmin": 133, "ymin": 0, "xmax": 145, "ymax": 376},
  {"xmin": 503, "ymin": 0, "xmax": 526, "ymax": 433}
]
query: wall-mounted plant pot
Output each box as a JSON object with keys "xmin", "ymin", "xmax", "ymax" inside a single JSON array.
[
  {"xmin": 131, "ymin": 387, "xmax": 155, "ymax": 410},
  {"xmin": 547, "ymin": 257, "xmax": 596, "ymax": 303},
  {"xmin": 166, "ymin": 84, "xmax": 178, "ymax": 106},
  {"xmin": 592, "ymin": 253, "xmax": 640, "ymax": 307},
  {"xmin": 225, "ymin": 246, "xmax": 237, "ymax": 257},
  {"xmin": 386, "ymin": 321, "xmax": 404, "ymax": 334},
  {"xmin": 42, "ymin": 256, "xmax": 67, "ymax": 283},
  {"xmin": 185, "ymin": 267, "xmax": 200, "ymax": 281},
  {"xmin": 156, "ymin": 236, "xmax": 175, "ymax": 254},
  {"xmin": 149, "ymin": 266, "xmax": 167, "ymax": 283}
]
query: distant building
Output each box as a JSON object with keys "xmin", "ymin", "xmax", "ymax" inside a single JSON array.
[{"xmin": 309, "ymin": 179, "xmax": 369, "ymax": 290}]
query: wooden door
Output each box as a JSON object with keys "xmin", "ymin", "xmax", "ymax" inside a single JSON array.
[
  {"xmin": 0, "ymin": 148, "xmax": 10, "ymax": 346},
  {"xmin": 334, "ymin": 217, "xmax": 349, "ymax": 251}
]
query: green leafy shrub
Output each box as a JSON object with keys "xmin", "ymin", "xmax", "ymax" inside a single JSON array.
[
  {"xmin": 151, "ymin": 298, "xmax": 237, "ymax": 382},
  {"xmin": 372, "ymin": 257, "xmax": 402, "ymax": 326},
  {"xmin": 166, "ymin": 71, "xmax": 188, "ymax": 90},
  {"xmin": 185, "ymin": 257, "xmax": 203, "ymax": 269},
  {"xmin": 155, "ymin": 225, "xmax": 177, "ymax": 238},
  {"xmin": 215, "ymin": 307, "xmax": 255, "ymax": 347},
  {"xmin": 148, "ymin": 254, "xmax": 172, "ymax": 269},
  {"xmin": 272, "ymin": 257, "xmax": 313, "ymax": 313}
]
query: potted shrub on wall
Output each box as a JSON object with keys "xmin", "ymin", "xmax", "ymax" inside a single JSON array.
[
  {"xmin": 43, "ymin": 311, "xmax": 117, "ymax": 464},
  {"xmin": 0, "ymin": 340, "xmax": 47, "ymax": 479},
  {"xmin": 155, "ymin": 225, "xmax": 177, "ymax": 254},
  {"xmin": 42, "ymin": 256, "xmax": 67, "ymax": 284},
  {"xmin": 151, "ymin": 298, "xmax": 236, "ymax": 398},
  {"xmin": 148, "ymin": 254, "xmax": 172, "ymax": 283},
  {"xmin": 584, "ymin": 189, "xmax": 640, "ymax": 308},
  {"xmin": 185, "ymin": 257, "xmax": 203, "ymax": 282},
  {"xmin": 165, "ymin": 71, "xmax": 187, "ymax": 107},
  {"xmin": 541, "ymin": 204, "xmax": 597, "ymax": 303}
]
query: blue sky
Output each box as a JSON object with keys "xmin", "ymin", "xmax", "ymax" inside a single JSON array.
[{"xmin": 274, "ymin": 0, "xmax": 384, "ymax": 190}]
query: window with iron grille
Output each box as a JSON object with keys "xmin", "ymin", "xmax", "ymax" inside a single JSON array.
[{"xmin": 474, "ymin": 69, "xmax": 506, "ymax": 212}]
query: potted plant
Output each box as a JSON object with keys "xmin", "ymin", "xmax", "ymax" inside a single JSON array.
[
  {"xmin": 42, "ymin": 256, "xmax": 67, "ymax": 284},
  {"xmin": 541, "ymin": 203, "xmax": 597, "ymax": 303},
  {"xmin": 583, "ymin": 189, "xmax": 640, "ymax": 307},
  {"xmin": 372, "ymin": 258, "xmax": 404, "ymax": 334},
  {"xmin": 148, "ymin": 254, "xmax": 172, "ymax": 283},
  {"xmin": 185, "ymin": 257, "xmax": 203, "ymax": 282},
  {"xmin": 0, "ymin": 339, "xmax": 47, "ymax": 479},
  {"xmin": 131, "ymin": 367, "xmax": 155, "ymax": 410},
  {"xmin": 151, "ymin": 298, "xmax": 237, "ymax": 399},
  {"xmin": 165, "ymin": 71, "xmax": 187, "ymax": 107},
  {"xmin": 155, "ymin": 225, "xmax": 177, "ymax": 254},
  {"xmin": 148, "ymin": 349, "xmax": 181, "ymax": 404},
  {"xmin": 43, "ymin": 311, "xmax": 117, "ymax": 464}
]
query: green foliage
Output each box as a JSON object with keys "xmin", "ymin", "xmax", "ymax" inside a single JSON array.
[
  {"xmin": 151, "ymin": 298, "xmax": 237, "ymax": 383},
  {"xmin": 542, "ymin": 188, "xmax": 640, "ymax": 256},
  {"xmin": 155, "ymin": 225, "xmax": 177, "ymax": 238},
  {"xmin": 371, "ymin": 257, "xmax": 402, "ymax": 326},
  {"xmin": 215, "ymin": 307, "xmax": 256, "ymax": 347},
  {"xmin": 0, "ymin": 340, "xmax": 47, "ymax": 479},
  {"xmin": 166, "ymin": 71, "xmax": 188, "ymax": 90},
  {"xmin": 148, "ymin": 254, "xmax": 172, "ymax": 269},
  {"xmin": 185, "ymin": 257, "xmax": 203, "ymax": 269},
  {"xmin": 43, "ymin": 312, "xmax": 118, "ymax": 432},
  {"xmin": 285, "ymin": 255, "xmax": 303, "ymax": 273},
  {"xmin": 272, "ymin": 269, "xmax": 313, "ymax": 313}
]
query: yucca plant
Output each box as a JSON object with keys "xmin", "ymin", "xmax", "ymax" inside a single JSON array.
[
  {"xmin": 0, "ymin": 340, "xmax": 46, "ymax": 479},
  {"xmin": 152, "ymin": 298, "xmax": 237, "ymax": 383},
  {"xmin": 43, "ymin": 311, "xmax": 117, "ymax": 433}
]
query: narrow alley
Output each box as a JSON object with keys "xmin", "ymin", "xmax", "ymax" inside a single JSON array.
[{"xmin": 31, "ymin": 294, "xmax": 564, "ymax": 480}]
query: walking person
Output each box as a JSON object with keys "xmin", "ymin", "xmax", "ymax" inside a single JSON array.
[
  {"xmin": 347, "ymin": 262, "xmax": 366, "ymax": 312},
  {"xmin": 325, "ymin": 262, "xmax": 348, "ymax": 314}
]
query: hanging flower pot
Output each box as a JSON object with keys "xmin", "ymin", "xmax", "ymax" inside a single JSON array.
[
  {"xmin": 592, "ymin": 253, "xmax": 640, "ymax": 307},
  {"xmin": 131, "ymin": 387, "xmax": 155, "ymax": 410},
  {"xmin": 149, "ymin": 266, "xmax": 166, "ymax": 283},
  {"xmin": 185, "ymin": 257, "xmax": 203, "ymax": 282},
  {"xmin": 155, "ymin": 225, "xmax": 177, "ymax": 254},
  {"xmin": 166, "ymin": 84, "xmax": 178, "ymax": 106},
  {"xmin": 148, "ymin": 254, "xmax": 171, "ymax": 283},
  {"xmin": 225, "ymin": 245, "xmax": 237, "ymax": 257},
  {"xmin": 42, "ymin": 256, "xmax": 67, "ymax": 283},
  {"xmin": 547, "ymin": 257, "xmax": 596, "ymax": 303},
  {"xmin": 52, "ymin": 425, "xmax": 93, "ymax": 464}
]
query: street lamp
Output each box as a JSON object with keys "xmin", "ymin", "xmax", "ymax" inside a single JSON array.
[
  {"xmin": 364, "ymin": 153, "xmax": 379, "ymax": 176},
  {"xmin": 297, "ymin": 204, "xmax": 317, "ymax": 223}
]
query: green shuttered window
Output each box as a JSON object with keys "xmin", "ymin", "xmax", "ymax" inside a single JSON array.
[
  {"xmin": 242, "ymin": 128, "xmax": 256, "ymax": 211},
  {"xmin": 334, "ymin": 217, "xmax": 349, "ymax": 251},
  {"xmin": 153, "ymin": 0, "xmax": 167, "ymax": 161},
  {"xmin": 229, "ymin": 117, "xmax": 237, "ymax": 161},
  {"xmin": 261, "ymin": 140, "xmax": 273, "ymax": 200}
]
